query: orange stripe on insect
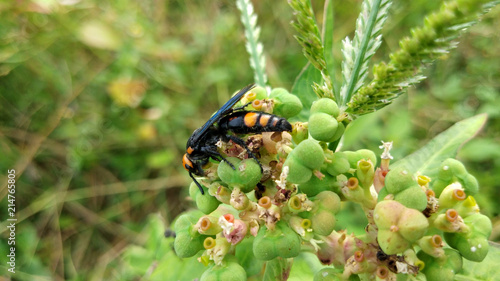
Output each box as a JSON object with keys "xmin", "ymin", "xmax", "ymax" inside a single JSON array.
[
  {"xmin": 182, "ymin": 154, "xmax": 193, "ymax": 170},
  {"xmin": 187, "ymin": 147, "xmax": 194, "ymax": 154},
  {"xmin": 272, "ymin": 118, "xmax": 279, "ymax": 127},
  {"xmin": 244, "ymin": 112, "xmax": 258, "ymax": 127},
  {"xmin": 259, "ymin": 115, "xmax": 271, "ymax": 127}
]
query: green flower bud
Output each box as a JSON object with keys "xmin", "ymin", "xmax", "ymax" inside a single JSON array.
[
  {"xmin": 217, "ymin": 157, "xmax": 262, "ymax": 192},
  {"xmin": 253, "ymin": 221, "xmax": 301, "ymax": 260},
  {"xmin": 434, "ymin": 159, "xmax": 479, "ymax": 196},
  {"xmin": 311, "ymin": 209, "xmax": 336, "ymax": 236},
  {"xmin": 196, "ymin": 215, "xmax": 223, "ymax": 235},
  {"xmin": 298, "ymin": 173, "xmax": 340, "ymax": 197},
  {"xmin": 206, "ymin": 237, "xmax": 231, "ymax": 265},
  {"xmin": 314, "ymin": 191, "xmax": 341, "ymax": 213},
  {"xmin": 433, "ymin": 209, "xmax": 469, "ymax": 233},
  {"xmin": 310, "ymin": 98, "xmax": 340, "ymax": 116},
  {"xmin": 445, "ymin": 232, "xmax": 489, "ymax": 262},
  {"xmin": 252, "ymin": 227, "xmax": 275, "ymax": 260},
  {"xmin": 288, "ymin": 195, "xmax": 306, "ymax": 213},
  {"xmin": 174, "ymin": 210, "xmax": 204, "ymax": 232},
  {"xmin": 431, "ymin": 178, "xmax": 449, "ymax": 197},
  {"xmin": 324, "ymin": 151, "xmax": 351, "ymax": 176},
  {"xmin": 269, "ymin": 88, "xmax": 303, "ymax": 118},
  {"xmin": 461, "ymin": 174, "xmax": 479, "ymax": 195},
  {"xmin": 384, "ymin": 166, "xmax": 414, "ymax": 194},
  {"xmin": 331, "ymin": 121, "xmax": 345, "ymax": 142},
  {"xmin": 344, "ymin": 149, "xmax": 377, "ymax": 169},
  {"xmin": 393, "ymin": 185, "xmax": 428, "ymax": 211},
  {"xmin": 454, "ymin": 196, "xmax": 480, "ymax": 218},
  {"xmin": 417, "ymin": 235, "xmax": 445, "ymax": 258},
  {"xmin": 309, "ymin": 113, "xmax": 339, "ymax": 142},
  {"xmin": 230, "ymin": 187, "xmax": 249, "ymax": 210},
  {"xmin": 196, "ymin": 191, "xmax": 221, "ymax": 214},
  {"xmin": 374, "ymin": 200, "xmax": 429, "ymax": 254},
  {"xmin": 417, "ymin": 248, "xmax": 462, "ymax": 281},
  {"xmin": 291, "ymin": 139, "xmax": 325, "ymax": 169},
  {"xmin": 213, "ymin": 183, "xmax": 232, "ymax": 204},
  {"xmin": 357, "ymin": 149, "xmax": 377, "ymax": 167},
  {"xmin": 439, "ymin": 159, "xmax": 467, "ymax": 180},
  {"xmin": 274, "ymin": 222, "xmax": 302, "ymax": 258},
  {"xmin": 289, "ymin": 216, "xmax": 313, "ymax": 239},
  {"xmin": 292, "ymin": 122, "xmax": 309, "ymax": 144},
  {"xmin": 249, "ymin": 86, "xmax": 267, "ymax": 100},
  {"xmin": 200, "ymin": 255, "xmax": 247, "ymax": 281},
  {"xmin": 438, "ymin": 183, "xmax": 466, "ymax": 210},
  {"xmin": 356, "ymin": 159, "xmax": 374, "ymax": 189},
  {"xmin": 444, "ymin": 213, "xmax": 492, "ymax": 262},
  {"xmin": 189, "ymin": 181, "xmax": 202, "ymax": 199},
  {"xmin": 284, "ymin": 158, "xmax": 313, "ymax": 184},
  {"xmin": 342, "ymin": 177, "xmax": 375, "ymax": 208},
  {"xmin": 174, "ymin": 231, "xmax": 205, "ymax": 258}
]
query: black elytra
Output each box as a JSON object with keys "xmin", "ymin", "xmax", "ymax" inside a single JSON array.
[{"xmin": 182, "ymin": 84, "xmax": 292, "ymax": 194}]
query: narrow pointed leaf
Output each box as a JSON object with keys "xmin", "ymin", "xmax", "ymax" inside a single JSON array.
[{"xmin": 391, "ymin": 114, "xmax": 487, "ymax": 179}]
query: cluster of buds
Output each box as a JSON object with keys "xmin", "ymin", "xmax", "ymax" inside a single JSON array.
[{"xmin": 174, "ymin": 88, "xmax": 491, "ymax": 281}]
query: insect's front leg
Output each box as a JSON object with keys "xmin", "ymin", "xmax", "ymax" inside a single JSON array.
[
  {"xmin": 189, "ymin": 171, "xmax": 205, "ymax": 195},
  {"xmin": 200, "ymin": 146, "xmax": 236, "ymax": 170},
  {"xmin": 226, "ymin": 135, "xmax": 263, "ymax": 173}
]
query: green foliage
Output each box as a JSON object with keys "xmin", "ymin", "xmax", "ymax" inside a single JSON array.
[
  {"xmin": 288, "ymin": 0, "xmax": 334, "ymax": 99},
  {"xmin": 237, "ymin": 0, "xmax": 268, "ymax": 87},
  {"xmin": 1, "ymin": 0, "xmax": 499, "ymax": 280},
  {"xmin": 391, "ymin": 114, "xmax": 487, "ymax": 178},
  {"xmin": 458, "ymin": 242, "xmax": 500, "ymax": 279},
  {"xmin": 348, "ymin": 0, "xmax": 500, "ymax": 115},
  {"xmin": 339, "ymin": 0, "xmax": 391, "ymax": 106}
]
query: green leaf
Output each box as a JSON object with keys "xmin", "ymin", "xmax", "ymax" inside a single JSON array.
[
  {"xmin": 262, "ymin": 257, "xmax": 293, "ymax": 281},
  {"xmin": 456, "ymin": 242, "xmax": 500, "ymax": 280},
  {"xmin": 391, "ymin": 114, "xmax": 487, "ymax": 178},
  {"xmin": 340, "ymin": 0, "xmax": 390, "ymax": 107},
  {"xmin": 116, "ymin": 215, "xmax": 206, "ymax": 280},
  {"xmin": 291, "ymin": 62, "xmax": 322, "ymax": 122}
]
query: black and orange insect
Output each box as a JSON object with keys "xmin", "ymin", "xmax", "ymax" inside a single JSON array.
[{"xmin": 183, "ymin": 84, "xmax": 292, "ymax": 194}]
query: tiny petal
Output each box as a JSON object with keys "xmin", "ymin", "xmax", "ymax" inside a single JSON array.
[{"xmin": 224, "ymin": 219, "xmax": 248, "ymax": 245}]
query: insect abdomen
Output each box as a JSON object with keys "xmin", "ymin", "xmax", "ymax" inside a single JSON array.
[{"xmin": 220, "ymin": 111, "xmax": 292, "ymax": 134}]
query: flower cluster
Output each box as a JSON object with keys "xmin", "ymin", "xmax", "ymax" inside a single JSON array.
[{"xmin": 174, "ymin": 87, "xmax": 491, "ymax": 281}]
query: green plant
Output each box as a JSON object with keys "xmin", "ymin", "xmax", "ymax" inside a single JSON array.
[
  {"xmin": 2, "ymin": 0, "xmax": 498, "ymax": 280},
  {"xmin": 162, "ymin": 0, "xmax": 500, "ymax": 280}
]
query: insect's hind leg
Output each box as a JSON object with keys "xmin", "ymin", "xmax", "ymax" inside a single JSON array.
[
  {"xmin": 231, "ymin": 101, "xmax": 252, "ymax": 112},
  {"xmin": 226, "ymin": 135, "xmax": 263, "ymax": 173}
]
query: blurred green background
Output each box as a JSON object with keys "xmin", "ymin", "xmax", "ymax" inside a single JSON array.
[{"xmin": 0, "ymin": 0, "xmax": 498, "ymax": 280}]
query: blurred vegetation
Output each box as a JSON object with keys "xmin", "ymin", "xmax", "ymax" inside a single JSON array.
[{"xmin": 0, "ymin": 0, "xmax": 498, "ymax": 280}]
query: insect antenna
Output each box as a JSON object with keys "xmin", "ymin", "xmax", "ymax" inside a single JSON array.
[{"xmin": 189, "ymin": 172, "xmax": 205, "ymax": 195}]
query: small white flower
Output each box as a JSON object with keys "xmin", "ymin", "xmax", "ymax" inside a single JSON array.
[
  {"xmin": 218, "ymin": 216, "xmax": 234, "ymax": 236},
  {"xmin": 379, "ymin": 141, "xmax": 394, "ymax": 160},
  {"xmin": 275, "ymin": 166, "xmax": 289, "ymax": 189},
  {"xmin": 309, "ymin": 238, "xmax": 324, "ymax": 252}
]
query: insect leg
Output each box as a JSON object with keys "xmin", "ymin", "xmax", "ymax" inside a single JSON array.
[
  {"xmin": 200, "ymin": 147, "xmax": 236, "ymax": 170},
  {"xmin": 231, "ymin": 101, "xmax": 252, "ymax": 112},
  {"xmin": 226, "ymin": 135, "xmax": 263, "ymax": 173},
  {"xmin": 189, "ymin": 171, "xmax": 205, "ymax": 195}
]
